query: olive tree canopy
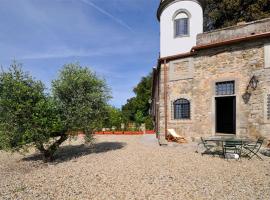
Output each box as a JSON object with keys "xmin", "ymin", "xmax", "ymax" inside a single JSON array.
[{"xmin": 0, "ymin": 62, "xmax": 110, "ymax": 162}]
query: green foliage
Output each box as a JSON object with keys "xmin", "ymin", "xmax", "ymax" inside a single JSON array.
[
  {"xmin": 135, "ymin": 110, "xmax": 144, "ymax": 124},
  {"xmin": 122, "ymin": 73, "xmax": 153, "ymax": 129},
  {"xmin": 203, "ymin": 0, "xmax": 270, "ymax": 31},
  {"xmin": 0, "ymin": 62, "xmax": 110, "ymax": 161},
  {"xmin": 0, "ymin": 62, "xmax": 59, "ymax": 152},
  {"xmin": 52, "ymin": 63, "xmax": 110, "ymax": 133},
  {"xmin": 144, "ymin": 116, "xmax": 154, "ymax": 130},
  {"xmin": 103, "ymin": 106, "xmax": 123, "ymax": 129}
]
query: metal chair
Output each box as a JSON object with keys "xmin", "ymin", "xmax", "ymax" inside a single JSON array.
[
  {"xmin": 198, "ymin": 137, "xmax": 219, "ymax": 156},
  {"xmin": 243, "ymin": 137, "xmax": 264, "ymax": 160},
  {"xmin": 223, "ymin": 140, "xmax": 243, "ymax": 160}
]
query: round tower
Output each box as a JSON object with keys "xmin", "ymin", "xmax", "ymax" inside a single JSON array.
[{"xmin": 157, "ymin": 0, "xmax": 203, "ymax": 57}]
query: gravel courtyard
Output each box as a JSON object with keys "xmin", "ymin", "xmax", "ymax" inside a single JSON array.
[{"xmin": 0, "ymin": 135, "xmax": 270, "ymax": 200}]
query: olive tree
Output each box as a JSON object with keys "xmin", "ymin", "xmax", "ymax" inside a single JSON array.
[{"xmin": 0, "ymin": 62, "xmax": 110, "ymax": 162}]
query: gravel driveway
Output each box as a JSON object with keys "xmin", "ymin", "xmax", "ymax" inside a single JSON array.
[{"xmin": 0, "ymin": 135, "xmax": 269, "ymax": 200}]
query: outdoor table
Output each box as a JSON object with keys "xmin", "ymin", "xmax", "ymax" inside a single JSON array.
[
  {"xmin": 204, "ymin": 136, "xmax": 254, "ymax": 158},
  {"xmin": 205, "ymin": 136, "xmax": 252, "ymax": 143}
]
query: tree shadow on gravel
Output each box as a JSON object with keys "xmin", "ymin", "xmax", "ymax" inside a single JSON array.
[{"xmin": 22, "ymin": 142, "xmax": 126, "ymax": 164}]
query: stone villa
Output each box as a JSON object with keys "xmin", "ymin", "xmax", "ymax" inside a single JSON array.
[{"xmin": 151, "ymin": 0, "xmax": 270, "ymax": 143}]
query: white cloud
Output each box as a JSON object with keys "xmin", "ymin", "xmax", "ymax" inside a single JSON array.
[{"xmin": 80, "ymin": 0, "xmax": 134, "ymax": 32}]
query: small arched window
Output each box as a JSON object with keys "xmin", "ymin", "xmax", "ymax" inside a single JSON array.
[
  {"xmin": 174, "ymin": 98, "xmax": 190, "ymax": 119},
  {"xmin": 174, "ymin": 12, "xmax": 189, "ymax": 37}
]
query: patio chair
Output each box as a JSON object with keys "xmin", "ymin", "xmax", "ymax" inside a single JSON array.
[
  {"xmin": 167, "ymin": 129, "xmax": 187, "ymax": 143},
  {"xmin": 243, "ymin": 137, "xmax": 264, "ymax": 160},
  {"xmin": 223, "ymin": 140, "xmax": 243, "ymax": 160},
  {"xmin": 198, "ymin": 137, "xmax": 219, "ymax": 156}
]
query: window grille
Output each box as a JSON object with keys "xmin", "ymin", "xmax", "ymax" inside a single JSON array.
[
  {"xmin": 173, "ymin": 99, "xmax": 190, "ymax": 119},
  {"xmin": 216, "ymin": 81, "xmax": 235, "ymax": 96}
]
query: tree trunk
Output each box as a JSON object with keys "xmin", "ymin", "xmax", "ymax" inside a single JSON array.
[
  {"xmin": 43, "ymin": 150, "xmax": 54, "ymax": 162},
  {"xmin": 37, "ymin": 134, "xmax": 68, "ymax": 162}
]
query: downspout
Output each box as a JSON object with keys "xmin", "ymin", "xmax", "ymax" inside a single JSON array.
[{"xmin": 164, "ymin": 59, "xmax": 168, "ymax": 139}]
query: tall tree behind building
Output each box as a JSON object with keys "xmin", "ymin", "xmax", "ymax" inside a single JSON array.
[
  {"xmin": 122, "ymin": 73, "xmax": 153, "ymax": 129},
  {"xmin": 203, "ymin": 0, "xmax": 270, "ymax": 31}
]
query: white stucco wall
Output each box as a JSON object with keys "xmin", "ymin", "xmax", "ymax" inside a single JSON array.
[{"xmin": 160, "ymin": 1, "xmax": 203, "ymax": 58}]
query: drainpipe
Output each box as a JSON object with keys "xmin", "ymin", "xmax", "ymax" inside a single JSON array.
[{"xmin": 164, "ymin": 60, "xmax": 168, "ymax": 140}]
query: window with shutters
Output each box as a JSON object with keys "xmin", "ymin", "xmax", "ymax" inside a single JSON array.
[
  {"xmin": 173, "ymin": 99, "xmax": 190, "ymax": 120},
  {"xmin": 174, "ymin": 12, "xmax": 189, "ymax": 37}
]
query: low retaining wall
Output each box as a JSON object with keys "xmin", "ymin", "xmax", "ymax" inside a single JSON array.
[{"xmin": 95, "ymin": 130, "xmax": 155, "ymax": 135}]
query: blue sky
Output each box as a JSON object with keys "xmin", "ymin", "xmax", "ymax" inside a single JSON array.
[{"xmin": 0, "ymin": 0, "xmax": 160, "ymax": 108}]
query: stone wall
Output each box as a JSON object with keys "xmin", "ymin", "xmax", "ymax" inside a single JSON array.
[
  {"xmin": 157, "ymin": 39, "xmax": 270, "ymax": 140},
  {"xmin": 197, "ymin": 18, "xmax": 270, "ymax": 46},
  {"xmin": 157, "ymin": 63, "xmax": 167, "ymax": 142}
]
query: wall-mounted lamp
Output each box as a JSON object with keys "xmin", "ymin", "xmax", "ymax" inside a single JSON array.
[
  {"xmin": 248, "ymin": 75, "xmax": 259, "ymax": 91},
  {"xmin": 242, "ymin": 75, "xmax": 259, "ymax": 104}
]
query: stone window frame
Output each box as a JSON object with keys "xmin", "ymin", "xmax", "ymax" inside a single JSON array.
[
  {"xmin": 212, "ymin": 79, "xmax": 237, "ymax": 98},
  {"xmin": 172, "ymin": 9, "xmax": 191, "ymax": 38},
  {"xmin": 211, "ymin": 78, "xmax": 240, "ymax": 136},
  {"xmin": 264, "ymin": 43, "xmax": 270, "ymax": 69},
  {"xmin": 170, "ymin": 96, "xmax": 193, "ymax": 122},
  {"xmin": 267, "ymin": 94, "xmax": 270, "ymax": 120}
]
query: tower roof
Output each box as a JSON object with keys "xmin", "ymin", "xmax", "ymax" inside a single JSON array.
[{"xmin": 157, "ymin": 0, "xmax": 203, "ymax": 21}]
